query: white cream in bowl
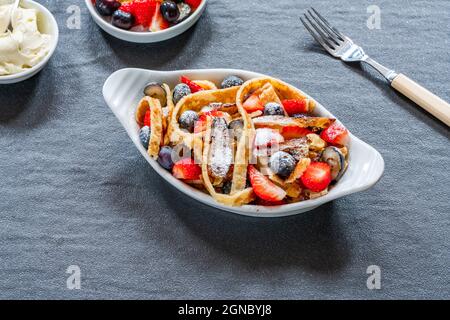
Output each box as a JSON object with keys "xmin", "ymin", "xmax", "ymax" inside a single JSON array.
[{"xmin": 0, "ymin": 2, "xmax": 52, "ymax": 76}]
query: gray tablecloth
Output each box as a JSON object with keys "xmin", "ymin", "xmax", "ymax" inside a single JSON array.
[{"xmin": 1, "ymin": 0, "xmax": 449, "ymax": 299}]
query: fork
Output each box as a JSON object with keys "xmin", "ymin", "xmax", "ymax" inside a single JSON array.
[{"xmin": 300, "ymin": 8, "xmax": 450, "ymax": 127}]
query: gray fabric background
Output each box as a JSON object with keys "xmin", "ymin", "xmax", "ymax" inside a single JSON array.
[{"xmin": 0, "ymin": 0, "xmax": 449, "ymax": 299}]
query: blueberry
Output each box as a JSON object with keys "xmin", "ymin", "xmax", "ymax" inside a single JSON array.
[
  {"xmin": 178, "ymin": 110, "xmax": 199, "ymax": 132},
  {"xmin": 264, "ymin": 102, "xmax": 284, "ymax": 116},
  {"xmin": 160, "ymin": 1, "xmax": 180, "ymax": 23},
  {"xmin": 111, "ymin": 9, "xmax": 134, "ymax": 30},
  {"xmin": 95, "ymin": 0, "xmax": 120, "ymax": 16},
  {"xmin": 222, "ymin": 181, "xmax": 232, "ymax": 194},
  {"xmin": 270, "ymin": 151, "xmax": 296, "ymax": 178},
  {"xmin": 221, "ymin": 75, "xmax": 244, "ymax": 89},
  {"xmin": 292, "ymin": 113, "xmax": 307, "ymax": 119},
  {"xmin": 139, "ymin": 126, "xmax": 151, "ymax": 149},
  {"xmin": 157, "ymin": 146, "xmax": 175, "ymax": 171},
  {"xmin": 143, "ymin": 82, "xmax": 167, "ymax": 106},
  {"xmin": 173, "ymin": 83, "xmax": 191, "ymax": 104}
]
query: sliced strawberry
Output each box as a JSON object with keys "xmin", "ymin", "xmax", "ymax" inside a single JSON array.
[
  {"xmin": 185, "ymin": 0, "xmax": 202, "ymax": 10},
  {"xmin": 172, "ymin": 158, "xmax": 202, "ymax": 180},
  {"xmin": 119, "ymin": 1, "xmax": 133, "ymax": 13},
  {"xmin": 194, "ymin": 115, "xmax": 207, "ymax": 134},
  {"xmin": 120, "ymin": 0, "xmax": 156, "ymax": 27},
  {"xmin": 320, "ymin": 123, "xmax": 349, "ymax": 146},
  {"xmin": 200, "ymin": 110, "xmax": 227, "ymax": 117},
  {"xmin": 282, "ymin": 99, "xmax": 309, "ymax": 116},
  {"xmin": 194, "ymin": 115, "xmax": 208, "ymax": 133},
  {"xmin": 254, "ymin": 128, "xmax": 284, "ymax": 148},
  {"xmin": 248, "ymin": 165, "xmax": 286, "ymax": 202},
  {"xmin": 143, "ymin": 110, "xmax": 151, "ymax": 127},
  {"xmin": 281, "ymin": 126, "xmax": 312, "ymax": 140},
  {"xmin": 137, "ymin": 0, "xmax": 157, "ymax": 27},
  {"xmin": 180, "ymin": 76, "xmax": 204, "ymax": 93},
  {"xmin": 150, "ymin": 2, "xmax": 169, "ymax": 31},
  {"xmin": 300, "ymin": 162, "xmax": 332, "ymax": 192},
  {"xmin": 243, "ymin": 94, "xmax": 264, "ymax": 113}
]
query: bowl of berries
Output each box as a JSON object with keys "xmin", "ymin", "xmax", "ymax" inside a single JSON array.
[{"xmin": 85, "ymin": 0, "xmax": 206, "ymax": 43}]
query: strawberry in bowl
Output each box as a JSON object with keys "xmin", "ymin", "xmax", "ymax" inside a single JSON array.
[{"xmin": 92, "ymin": 0, "xmax": 201, "ymax": 32}]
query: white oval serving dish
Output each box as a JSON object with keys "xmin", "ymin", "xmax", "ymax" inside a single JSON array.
[
  {"xmin": 85, "ymin": 0, "xmax": 207, "ymax": 43},
  {"xmin": 0, "ymin": 0, "xmax": 59, "ymax": 84},
  {"xmin": 103, "ymin": 68, "xmax": 384, "ymax": 217}
]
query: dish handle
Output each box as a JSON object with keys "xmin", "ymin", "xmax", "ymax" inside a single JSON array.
[{"xmin": 337, "ymin": 137, "xmax": 385, "ymax": 196}]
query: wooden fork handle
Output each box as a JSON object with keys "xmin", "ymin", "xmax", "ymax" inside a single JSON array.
[{"xmin": 391, "ymin": 74, "xmax": 450, "ymax": 126}]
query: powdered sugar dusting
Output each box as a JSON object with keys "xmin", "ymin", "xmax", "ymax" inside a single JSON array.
[{"xmin": 208, "ymin": 118, "xmax": 233, "ymax": 179}]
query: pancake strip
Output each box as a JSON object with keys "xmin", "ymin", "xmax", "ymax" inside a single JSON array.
[{"xmin": 148, "ymin": 98, "xmax": 163, "ymax": 159}]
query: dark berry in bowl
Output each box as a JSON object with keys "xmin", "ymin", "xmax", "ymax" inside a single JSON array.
[
  {"xmin": 143, "ymin": 82, "xmax": 167, "ymax": 107},
  {"xmin": 161, "ymin": 1, "xmax": 180, "ymax": 23},
  {"xmin": 178, "ymin": 110, "xmax": 199, "ymax": 132},
  {"xmin": 157, "ymin": 146, "xmax": 175, "ymax": 171},
  {"xmin": 111, "ymin": 10, "xmax": 134, "ymax": 30},
  {"xmin": 139, "ymin": 126, "xmax": 151, "ymax": 149},
  {"xmin": 264, "ymin": 102, "xmax": 284, "ymax": 116},
  {"xmin": 173, "ymin": 83, "xmax": 191, "ymax": 104},
  {"xmin": 221, "ymin": 75, "xmax": 244, "ymax": 89},
  {"xmin": 95, "ymin": 0, "xmax": 121, "ymax": 17},
  {"xmin": 221, "ymin": 180, "xmax": 232, "ymax": 194},
  {"xmin": 269, "ymin": 151, "xmax": 296, "ymax": 178}
]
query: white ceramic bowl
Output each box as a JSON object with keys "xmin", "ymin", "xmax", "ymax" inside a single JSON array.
[
  {"xmin": 103, "ymin": 68, "xmax": 385, "ymax": 217},
  {"xmin": 85, "ymin": 0, "xmax": 207, "ymax": 43},
  {"xmin": 0, "ymin": 0, "xmax": 59, "ymax": 84}
]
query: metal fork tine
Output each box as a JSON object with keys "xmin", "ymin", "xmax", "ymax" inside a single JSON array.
[
  {"xmin": 310, "ymin": 7, "xmax": 345, "ymax": 40},
  {"xmin": 307, "ymin": 9, "xmax": 342, "ymax": 45},
  {"xmin": 300, "ymin": 16, "xmax": 334, "ymax": 54},
  {"xmin": 304, "ymin": 14, "xmax": 336, "ymax": 50}
]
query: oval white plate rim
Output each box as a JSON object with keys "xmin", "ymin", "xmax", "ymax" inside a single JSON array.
[
  {"xmin": 84, "ymin": 0, "xmax": 207, "ymax": 43},
  {"xmin": 103, "ymin": 68, "xmax": 385, "ymax": 217}
]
